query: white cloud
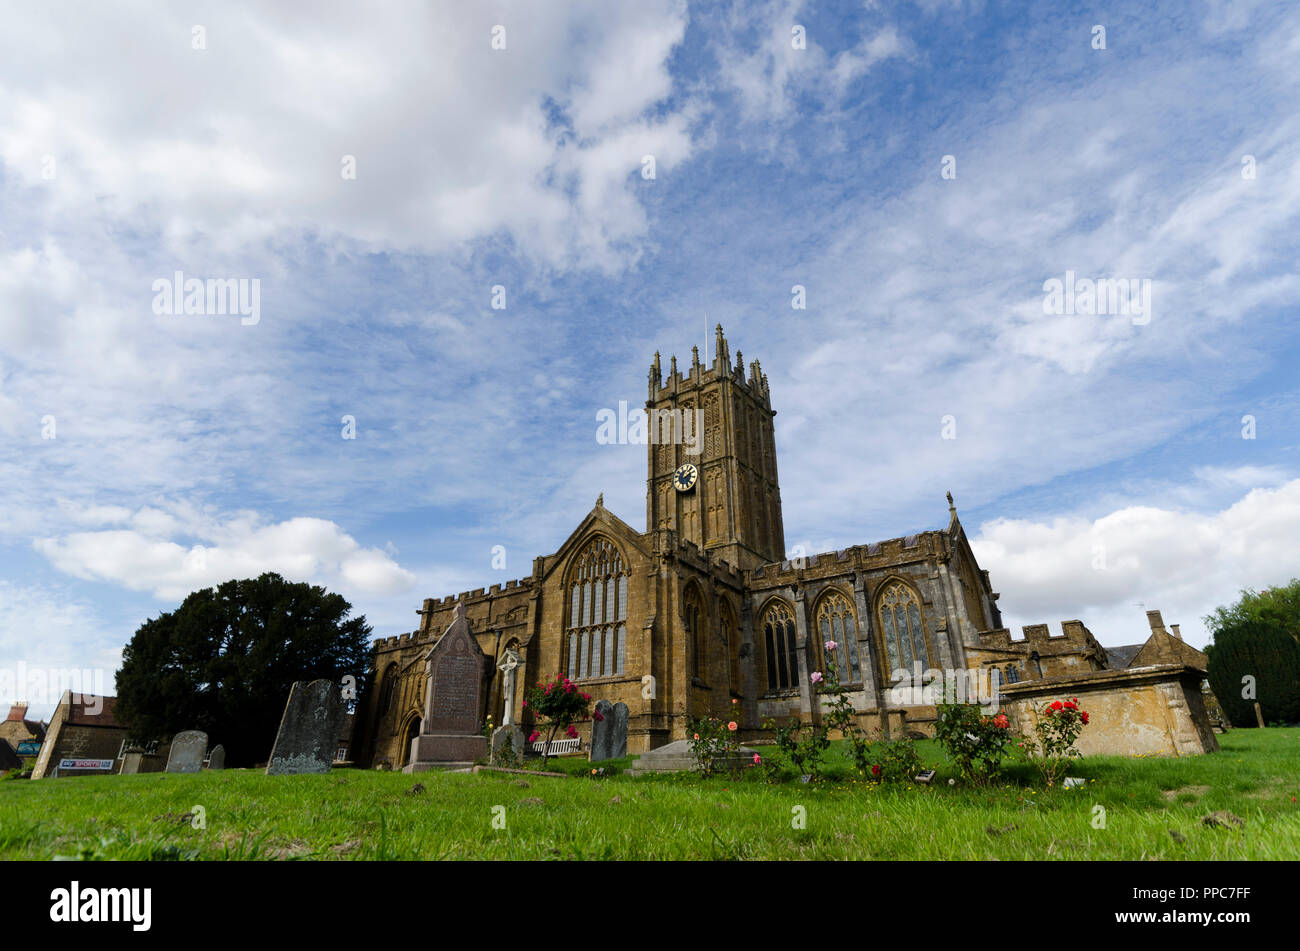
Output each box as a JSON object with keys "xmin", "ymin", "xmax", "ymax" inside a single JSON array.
[
  {"xmin": 0, "ymin": 582, "xmax": 121, "ymax": 720},
  {"xmin": 34, "ymin": 505, "xmax": 417, "ymax": 601},
  {"xmin": 714, "ymin": 2, "xmax": 908, "ymax": 123},
  {"xmin": 0, "ymin": 0, "xmax": 694, "ymax": 271},
  {"xmin": 969, "ymin": 478, "xmax": 1300, "ymax": 651}
]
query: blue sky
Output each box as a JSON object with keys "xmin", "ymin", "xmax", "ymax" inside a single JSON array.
[{"xmin": 3, "ymin": 0, "xmax": 1299, "ymax": 718}]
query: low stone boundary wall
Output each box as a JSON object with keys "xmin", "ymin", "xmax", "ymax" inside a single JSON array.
[{"xmin": 997, "ymin": 664, "xmax": 1218, "ymax": 757}]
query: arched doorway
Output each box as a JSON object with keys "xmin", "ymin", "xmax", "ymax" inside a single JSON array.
[{"xmin": 398, "ymin": 714, "xmax": 421, "ymax": 768}]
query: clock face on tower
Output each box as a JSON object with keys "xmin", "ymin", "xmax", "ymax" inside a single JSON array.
[{"xmin": 672, "ymin": 463, "xmax": 698, "ymax": 492}]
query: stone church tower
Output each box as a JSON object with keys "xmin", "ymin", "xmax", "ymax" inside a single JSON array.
[
  {"xmin": 646, "ymin": 324, "xmax": 785, "ymax": 571},
  {"xmin": 357, "ymin": 326, "xmax": 1158, "ymax": 766}
]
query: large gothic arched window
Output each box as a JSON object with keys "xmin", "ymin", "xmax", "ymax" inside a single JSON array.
[
  {"xmin": 761, "ymin": 600, "xmax": 799, "ymax": 692},
  {"xmin": 566, "ymin": 537, "xmax": 628, "ymax": 680},
  {"xmin": 877, "ymin": 581, "xmax": 930, "ymax": 679},
  {"xmin": 815, "ymin": 590, "xmax": 861, "ymax": 685}
]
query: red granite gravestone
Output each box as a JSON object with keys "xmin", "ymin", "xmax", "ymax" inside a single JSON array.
[{"xmin": 405, "ymin": 600, "xmax": 490, "ymax": 772}]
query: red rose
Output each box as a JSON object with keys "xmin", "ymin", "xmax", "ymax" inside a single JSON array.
[
  {"xmin": 871, "ymin": 764, "xmax": 881, "ymax": 776},
  {"xmin": 1049, "ymin": 700, "xmax": 1063, "ymax": 711},
  {"xmin": 1081, "ymin": 711, "xmax": 1089, "ymax": 725}
]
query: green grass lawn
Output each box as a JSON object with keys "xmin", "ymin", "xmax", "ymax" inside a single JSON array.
[{"xmin": 2, "ymin": 728, "xmax": 1296, "ymax": 860}]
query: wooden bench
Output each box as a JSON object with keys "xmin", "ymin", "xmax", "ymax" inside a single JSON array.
[{"xmin": 530, "ymin": 738, "xmax": 581, "ymax": 755}]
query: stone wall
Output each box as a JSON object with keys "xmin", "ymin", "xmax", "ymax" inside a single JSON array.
[{"xmin": 998, "ymin": 664, "xmax": 1219, "ymax": 757}]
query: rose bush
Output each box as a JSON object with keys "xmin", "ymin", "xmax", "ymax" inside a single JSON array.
[
  {"xmin": 934, "ymin": 702, "xmax": 1013, "ymax": 785},
  {"xmin": 1018, "ymin": 697, "xmax": 1090, "ymax": 787},
  {"xmin": 524, "ymin": 673, "xmax": 592, "ymax": 768}
]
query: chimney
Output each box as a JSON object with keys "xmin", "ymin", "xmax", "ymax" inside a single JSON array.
[
  {"xmin": 5, "ymin": 703, "xmax": 28, "ymax": 722},
  {"xmin": 1145, "ymin": 609, "xmax": 1168, "ymax": 635},
  {"xmin": 1170, "ymin": 624, "xmax": 1182, "ymax": 641}
]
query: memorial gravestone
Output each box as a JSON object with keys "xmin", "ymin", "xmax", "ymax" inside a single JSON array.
[
  {"xmin": 490, "ymin": 647, "xmax": 525, "ymax": 765},
  {"xmin": 611, "ymin": 701, "xmax": 629, "ymax": 758},
  {"xmin": 165, "ymin": 730, "xmax": 208, "ymax": 774},
  {"xmin": 207, "ymin": 744, "xmax": 225, "ymax": 770},
  {"xmin": 589, "ymin": 700, "xmax": 615, "ymax": 761},
  {"xmin": 266, "ymin": 679, "xmax": 346, "ymax": 775},
  {"xmin": 590, "ymin": 700, "xmax": 629, "ymax": 762},
  {"xmin": 406, "ymin": 600, "xmax": 490, "ymax": 772}
]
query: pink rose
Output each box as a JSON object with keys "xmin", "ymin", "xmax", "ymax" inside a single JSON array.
[
  {"xmin": 825, "ymin": 640, "xmax": 837, "ymax": 651},
  {"xmin": 810, "ymin": 671, "xmax": 823, "ymax": 684}
]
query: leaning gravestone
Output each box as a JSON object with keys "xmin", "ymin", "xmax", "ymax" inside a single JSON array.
[
  {"xmin": 165, "ymin": 730, "xmax": 208, "ymax": 774},
  {"xmin": 405, "ymin": 599, "xmax": 490, "ymax": 772},
  {"xmin": 266, "ymin": 679, "xmax": 346, "ymax": 775},
  {"xmin": 610, "ymin": 701, "xmax": 629, "ymax": 758},
  {"xmin": 589, "ymin": 700, "xmax": 616, "ymax": 762},
  {"xmin": 207, "ymin": 744, "xmax": 225, "ymax": 770}
]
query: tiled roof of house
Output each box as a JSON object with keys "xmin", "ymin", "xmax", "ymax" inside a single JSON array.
[
  {"xmin": 1105, "ymin": 644, "xmax": 1144, "ymax": 668},
  {"xmin": 64, "ymin": 694, "xmax": 121, "ymax": 728}
]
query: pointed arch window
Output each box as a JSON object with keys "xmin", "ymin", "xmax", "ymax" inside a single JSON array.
[
  {"xmin": 566, "ymin": 537, "xmax": 628, "ymax": 680},
  {"xmin": 685, "ymin": 585, "xmax": 706, "ymax": 682},
  {"xmin": 816, "ymin": 591, "xmax": 861, "ymax": 685},
  {"xmin": 719, "ymin": 598, "xmax": 739, "ymax": 695},
  {"xmin": 877, "ymin": 581, "xmax": 930, "ymax": 679},
  {"xmin": 761, "ymin": 601, "xmax": 799, "ymax": 692},
  {"xmin": 379, "ymin": 663, "xmax": 398, "ymax": 717}
]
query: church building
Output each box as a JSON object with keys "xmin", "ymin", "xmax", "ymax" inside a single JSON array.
[{"xmin": 353, "ymin": 327, "xmax": 1208, "ymax": 767}]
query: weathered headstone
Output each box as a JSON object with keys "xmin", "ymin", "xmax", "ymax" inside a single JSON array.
[
  {"xmin": 589, "ymin": 699, "xmax": 615, "ymax": 762},
  {"xmin": 120, "ymin": 748, "xmax": 145, "ymax": 775},
  {"xmin": 207, "ymin": 744, "xmax": 226, "ymax": 770},
  {"xmin": 611, "ymin": 701, "xmax": 629, "ymax": 759},
  {"xmin": 405, "ymin": 600, "xmax": 490, "ymax": 772},
  {"xmin": 266, "ymin": 679, "xmax": 346, "ymax": 775},
  {"xmin": 491, "ymin": 724, "xmax": 525, "ymax": 765},
  {"xmin": 624, "ymin": 738, "xmax": 758, "ymax": 776},
  {"xmin": 165, "ymin": 730, "xmax": 208, "ymax": 774}
]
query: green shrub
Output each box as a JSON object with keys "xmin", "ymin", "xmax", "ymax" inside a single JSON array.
[
  {"xmin": 1205, "ymin": 580, "xmax": 1300, "ymax": 727},
  {"xmin": 934, "ymin": 702, "xmax": 1012, "ymax": 785}
]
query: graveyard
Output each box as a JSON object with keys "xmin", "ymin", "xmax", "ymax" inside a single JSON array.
[{"xmin": 1, "ymin": 727, "xmax": 1296, "ymax": 861}]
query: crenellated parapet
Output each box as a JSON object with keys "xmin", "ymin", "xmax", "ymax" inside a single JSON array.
[
  {"xmin": 372, "ymin": 631, "xmax": 420, "ymax": 653},
  {"xmin": 669, "ymin": 535, "xmax": 746, "ymax": 588},
  {"xmin": 747, "ymin": 531, "xmax": 946, "ymax": 585}
]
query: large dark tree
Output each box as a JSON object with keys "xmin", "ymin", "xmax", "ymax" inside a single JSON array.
[
  {"xmin": 115, "ymin": 572, "xmax": 371, "ymax": 766},
  {"xmin": 1204, "ymin": 579, "xmax": 1300, "ymax": 728}
]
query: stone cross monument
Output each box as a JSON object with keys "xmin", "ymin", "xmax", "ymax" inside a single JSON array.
[
  {"xmin": 498, "ymin": 648, "xmax": 522, "ymax": 725},
  {"xmin": 491, "ymin": 647, "xmax": 526, "ymax": 762}
]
